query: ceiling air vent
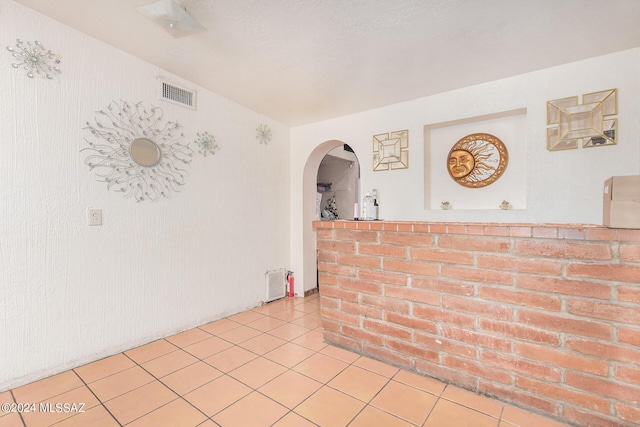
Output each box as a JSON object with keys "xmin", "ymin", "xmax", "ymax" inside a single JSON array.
[{"xmin": 159, "ymin": 80, "xmax": 196, "ymax": 109}]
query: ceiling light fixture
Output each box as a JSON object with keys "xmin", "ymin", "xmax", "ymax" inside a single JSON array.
[{"xmin": 136, "ymin": 0, "xmax": 207, "ymax": 38}]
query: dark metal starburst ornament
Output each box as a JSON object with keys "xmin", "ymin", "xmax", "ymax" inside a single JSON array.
[{"xmin": 6, "ymin": 39, "xmax": 60, "ymax": 79}]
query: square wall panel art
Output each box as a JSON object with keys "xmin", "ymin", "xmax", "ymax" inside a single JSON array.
[
  {"xmin": 546, "ymin": 88, "xmax": 617, "ymax": 151},
  {"xmin": 373, "ymin": 129, "xmax": 409, "ymax": 171}
]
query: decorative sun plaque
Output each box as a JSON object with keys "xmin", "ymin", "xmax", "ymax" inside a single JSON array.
[
  {"xmin": 447, "ymin": 133, "xmax": 508, "ymax": 188},
  {"xmin": 373, "ymin": 130, "xmax": 408, "ymax": 171},
  {"xmin": 546, "ymin": 89, "xmax": 617, "ymax": 151}
]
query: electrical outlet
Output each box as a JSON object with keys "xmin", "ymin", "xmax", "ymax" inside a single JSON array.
[{"xmin": 87, "ymin": 208, "xmax": 102, "ymax": 226}]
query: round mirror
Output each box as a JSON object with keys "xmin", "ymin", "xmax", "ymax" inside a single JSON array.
[{"xmin": 129, "ymin": 138, "xmax": 161, "ymax": 167}]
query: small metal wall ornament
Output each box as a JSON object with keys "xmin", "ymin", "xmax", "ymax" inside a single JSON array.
[
  {"xmin": 6, "ymin": 39, "xmax": 60, "ymax": 79},
  {"xmin": 194, "ymin": 131, "xmax": 218, "ymax": 156},
  {"xmin": 81, "ymin": 100, "xmax": 193, "ymax": 202},
  {"xmin": 256, "ymin": 124, "xmax": 272, "ymax": 145}
]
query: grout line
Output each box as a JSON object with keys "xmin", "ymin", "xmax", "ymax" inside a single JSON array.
[
  {"xmin": 8, "ymin": 390, "xmax": 27, "ymax": 427},
  {"xmin": 66, "ymin": 369, "xmax": 123, "ymax": 427}
]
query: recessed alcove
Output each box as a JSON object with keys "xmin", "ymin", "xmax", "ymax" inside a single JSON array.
[{"xmin": 424, "ymin": 108, "xmax": 527, "ymax": 211}]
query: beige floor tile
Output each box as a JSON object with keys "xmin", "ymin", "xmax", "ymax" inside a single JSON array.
[
  {"xmin": 294, "ymin": 386, "xmax": 365, "ymax": 426},
  {"xmin": 328, "ymin": 365, "xmax": 389, "ymax": 402},
  {"xmin": 424, "ymin": 399, "xmax": 499, "ymax": 427},
  {"xmin": 251, "ymin": 301, "xmax": 292, "ymax": 316},
  {"xmin": 198, "ymin": 318, "xmax": 241, "ymax": 335},
  {"xmin": 142, "ymin": 349, "xmax": 198, "ymax": 378},
  {"xmin": 125, "ymin": 339, "xmax": 179, "ymax": 364},
  {"xmin": 88, "ymin": 366, "xmax": 155, "ymax": 402},
  {"xmin": 0, "ymin": 391, "xmax": 13, "ymax": 411},
  {"xmin": 393, "ymin": 370, "xmax": 446, "ymax": 396},
  {"xmin": 500, "ymin": 422, "xmax": 518, "ymax": 427},
  {"xmin": 165, "ymin": 328, "xmax": 212, "ymax": 348},
  {"xmin": 217, "ymin": 325, "xmax": 263, "ymax": 344},
  {"xmin": 245, "ymin": 316, "xmax": 287, "ymax": 332},
  {"xmin": 238, "ymin": 333, "xmax": 287, "ymax": 355},
  {"xmin": 269, "ymin": 323, "xmax": 310, "ymax": 341},
  {"xmin": 196, "ymin": 421, "xmax": 219, "ymax": 427},
  {"xmin": 127, "ymin": 398, "xmax": 207, "ymax": 427},
  {"xmin": 370, "ymin": 380, "xmax": 437, "ymax": 425},
  {"xmin": 203, "ymin": 346, "xmax": 257, "ymax": 372},
  {"xmin": 105, "ymin": 381, "xmax": 178, "ymax": 425},
  {"xmin": 271, "ymin": 411, "xmax": 317, "ymax": 427},
  {"xmin": 21, "ymin": 385, "xmax": 100, "ymax": 427},
  {"xmin": 12, "ymin": 370, "xmax": 83, "ymax": 403},
  {"xmin": 183, "ymin": 336, "xmax": 234, "ymax": 359},
  {"xmin": 290, "ymin": 313, "xmax": 323, "ymax": 329},
  {"xmin": 292, "ymin": 353, "xmax": 348, "ymax": 383},
  {"xmin": 291, "ymin": 330, "xmax": 327, "ymax": 351},
  {"xmin": 263, "ymin": 342, "xmax": 316, "ymax": 368},
  {"xmin": 161, "ymin": 361, "xmax": 222, "ymax": 395},
  {"xmin": 294, "ymin": 302, "xmax": 320, "ymax": 314},
  {"xmin": 227, "ymin": 310, "xmax": 266, "ymax": 324},
  {"xmin": 259, "ymin": 370, "xmax": 323, "ymax": 409},
  {"xmin": 269, "ymin": 308, "xmax": 307, "ymax": 322},
  {"xmin": 353, "ymin": 356, "xmax": 400, "ymax": 378},
  {"xmin": 74, "ymin": 353, "xmax": 136, "ymax": 384},
  {"xmin": 183, "ymin": 375, "xmax": 251, "ymax": 417},
  {"xmin": 228, "ymin": 357, "xmax": 287, "ymax": 389},
  {"xmin": 320, "ymin": 345, "xmax": 360, "ymax": 363},
  {"xmin": 442, "ymin": 385, "xmax": 503, "ymax": 418},
  {"xmin": 0, "ymin": 412, "xmax": 25, "ymax": 427},
  {"xmin": 501, "ymin": 405, "xmax": 567, "ymax": 427},
  {"xmin": 212, "ymin": 391, "xmax": 288, "ymax": 427},
  {"xmin": 349, "ymin": 406, "xmax": 415, "ymax": 427},
  {"xmin": 50, "ymin": 405, "xmax": 119, "ymax": 427}
]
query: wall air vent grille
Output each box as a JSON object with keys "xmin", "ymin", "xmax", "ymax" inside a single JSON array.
[
  {"xmin": 265, "ymin": 269, "xmax": 287, "ymax": 303},
  {"xmin": 160, "ymin": 81, "xmax": 196, "ymax": 109}
]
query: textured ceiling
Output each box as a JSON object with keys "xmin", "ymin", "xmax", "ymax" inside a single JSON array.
[{"xmin": 12, "ymin": 0, "xmax": 640, "ymax": 125}]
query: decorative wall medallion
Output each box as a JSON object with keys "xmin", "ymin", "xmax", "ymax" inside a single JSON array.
[
  {"xmin": 6, "ymin": 39, "xmax": 60, "ymax": 79},
  {"xmin": 372, "ymin": 130, "xmax": 408, "ymax": 171},
  {"xmin": 256, "ymin": 124, "xmax": 272, "ymax": 144},
  {"xmin": 82, "ymin": 100, "xmax": 193, "ymax": 202},
  {"xmin": 447, "ymin": 133, "xmax": 508, "ymax": 188},
  {"xmin": 194, "ymin": 131, "xmax": 218, "ymax": 156},
  {"xmin": 546, "ymin": 89, "xmax": 617, "ymax": 151}
]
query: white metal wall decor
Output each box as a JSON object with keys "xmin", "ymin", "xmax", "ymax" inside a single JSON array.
[
  {"xmin": 6, "ymin": 39, "xmax": 60, "ymax": 79},
  {"xmin": 256, "ymin": 124, "xmax": 272, "ymax": 145},
  {"xmin": 82, "ymin": 100, "xmax": 193, "ymax": 202},
  {"xmin": 546, "ymin": 89, "xmax": 617, "ymax": 151},
  {"xmin": 194, "ymin": 131, "xmax": 218, "ymax": 156},
  {"xmin": 373, "ymin": 130, "xmax": 409, "ymax": 171}
]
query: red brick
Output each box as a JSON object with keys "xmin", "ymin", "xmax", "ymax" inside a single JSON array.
[
  {"xmin": 566, "ymin": 371, "xmax": 640, "ymax": 402},
  {"xmin": 319, "ymin": 296, "xmax": 339, "ymax": 310},
  {"xmin": 515, "ymin": 342, "xmax": 608, "ymax": 376},
  {"xmin": 479, "ymin": 319, "xmax": 560, "ymax": 345},
  {"xmin": 362, "ymin": 344, "xmax": 413, "ymax": 368},
  {"xmin": 342, "ymin": 325, "xmax": 384, "ymax": 346},
  {"xmin": 617, "ymin": 403, "xmax": 640, "ymax": 424},
  {"xmin": 619, "ymin": 327, "xmax": 640, "ymax": 346},
  {"xmin": 319, "ymin": 286, "xmax": 358, "ymax": 303},
  {"xmin": 363, "ymin": 319, "xmax": 412, "ymax": 341},
  {"xmin": 515, "ymin": 240, "xmax": 611, "ymax": 260},
  {"xmin": 466, "ymin": 225, "xmax": 486, "ymax": 235},
  {"xmin": 338, "ymin": 278, "xmax": 382, "ymax": 295},
  {"xmin": 564, "ymin": 407, "xmax": 629, "ymax": 427},
  {"xmin": 447, "ymin": 224, "xmax": 466, "ymax": 234},
  {"xmin": 320, "ymin": 307, "xmax": 360, "ymax": 326},
  {"xmin": 385, "ymin": 312, "xmax": 437, "ymax": 334},
  {"xmin": 358, "ymin": 269, "xmax": 407, "ymax": 286},
  {"xmin": 415, "ymin": 361, "xmax": 477, "ymax": 390},
  {"xmin": 397, "ymin": 223, "xmax": 413, "ymax": 232},
  {"xmin": 584, "ymin": 227, "xmax": 617, "ymax": 241},
  {"xmin": 441, "ymin": 325, "xmax": 511, "ymax": 352},
  {"xmin": 359, "ymin": 243, "xmax": 407, "ymax": 258},
  {"xmin": 486, "ymin": 226, "xmax": 509, "ymax": 236},
  {"xmin": 387, "ymin": 338, "xmax": 438, "ymax": 361},
  {"xmin": 428, "ymin": 224, "xmax": 447, "ymax": 233},
  {"xmin": 383, "ymin": 259, "xmax": 439, "ymax": 276},
  {"xmin": 413, "ymin": 224, "xmax": 430, "ymax": 232},
  {"xmin": 334, "ymin": 229, "xmax": 378, "ymax": 242},
  {"xmin": 509, "ymin": 226, "xmax": 532, "ymax": 237},
  {"xmin": 337, "ymin": 254, "xmax": 381, "ymax": 269},
  {"xmin": 438, "ymin": 235, "xmax": 510, "ymax": 253},
  {"xmin": 518, "ymin": 309, "xmax": 612, "ymax": 340},
  {"xmin": 412, "ymin": 277, "xmax": 474, "ymax": 296},
  {"xmin": 340, "ymin": 301, "xmax": 382, "ymax": 319},
  {"xmin": 380, "ymin": 232, "xmax": 433, "ymax": 247},
  {"xmin": 316, "ymin": 229, "xmax": 333, "ymax": 239},
  {"xmin": 361, "ymin": 294, "xmax": 410, "ymax": 314},
  {"xmin": 516, "ymin": 376, "xmax": 609, "ymax": 413},
  {"xmin": 566, "ymin": 337, "xmax": 640, "ymax": 365},
  {"xmin": 620, "ymin": 244, "xmax": 640, "ymax": 262},
  {"xmin": 480, "ymin": 351, "xmax": 561, "ymax": 381},
  {"xmin": 317, "ymin": 240, "xmax": 356, "ymax": 253},
  {"xmin": 616, "ymin": 365, "xmax": 640, "ymax": 384},
  {"xmin": 317, "ymin": 250, "xmax": 336, "ymax": 262},
  {"xmin": 569, "ymin": 299, "xmax": 640, "ymax": 325},
  {"xmin": 517, "ymin": 274, "xmax": 611, "ymax": 299},
  {"xmin": 414, "ymin": 332, "xmax": 476, "ymax": 359},
  {"xmin": 318, "ymin": 273, "xmax": 337, "ymax": 286},
  {"xmin": 532, "ymin": 227, "xmax": 557, "ymax": 238},
  {"xmin": 322, "ymin": 318, "xmax": 340, "ymax": 332},
  {"xmin": 480, "ymin": 382, "xmax": 559, "ymax": 417},
  {"xmin": 317, "ymin": 262, "xmax": 355, "ymax": 277},
  {"xmin": 477, "ymin": 255, "xmax": 562, "ymax": 275},
  {"xmin": 442, "ymin": 266, "xmax": 513, "ymax": 285},
  {"xmin": 384, "ymin": 287, "xmax": 439, "ymax": 306},
  {"xmin": 558, "ymin": 227, "xmax": 586, "ymax": 240},
  {"xmin": 382, "ymin": 222, "xmax": 398, "ymax": 231},
  {"xmin": 323, "ymin": 330, "xmax": 362, "ymax": 353},
  {"xmin": 567, "ymin": 263, "xmax": 640, "ymax": 283},
  {"xmin": 618, "ymin": 229, "xmax": 640, "ymax": 242},
  {"xmin": 411, "ymin": 248, "xmax": 474, "ymax": 264},
  {"xmin": 368, "ymin": 221, "xmax": 384, "ymax": 231},
  {"xmin": 442, "ymin": 296, "xmax": 513, "ymax": 320},
  {"xmin": 479, "ymin": 287, "xmax": 561, "ymax": 311},
  {"xmin": 442, "ymin": 355, "xmax": 511, "ymax": 384},
  {"xmin": 414, "ymin": 305, "xmax": 475, "ymax": 328},
  {"xmin": 618, "ymin": 285, "xmax": 640, "ymax": 303}
]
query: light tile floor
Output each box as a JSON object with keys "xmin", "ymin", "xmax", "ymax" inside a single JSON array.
[{"xmin": 0, "ymin": 294, "xmax": 569, "ymax": 426}]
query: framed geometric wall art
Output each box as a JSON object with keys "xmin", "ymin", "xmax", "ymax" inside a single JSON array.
[
  {"xmin": 546, "ymin": 88, "xmax": 617, "ymax": 151},
  {"xmin": 373, "ymin": 129, "xmax": 408, "ymax": 171}
]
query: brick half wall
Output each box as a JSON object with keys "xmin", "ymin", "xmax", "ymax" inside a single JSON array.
[{"xmin": 313, "ymin": 220, "xmax": 640, "ymax": 427}]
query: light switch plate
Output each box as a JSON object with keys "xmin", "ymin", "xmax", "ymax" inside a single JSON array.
[{"xmin": 87, "ymin": 208, "xmax": 102, "ymax": 226}]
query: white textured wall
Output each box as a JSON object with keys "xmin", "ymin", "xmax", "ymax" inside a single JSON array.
[
  {"xmin": 0, "ymin": 1, "xmax": 290, "ymax": 390},
  {"xmin": 291, "ymin": 47, "xmax": 640, "ymax": 297}
]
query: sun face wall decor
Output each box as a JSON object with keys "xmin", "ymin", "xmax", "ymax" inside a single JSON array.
[
  {"xmin": 446, "ymin": 133, "xmax": 508, "ymax": 188},
  {"xmin": 373, "ymin": 130, "xmax": 408, "ymax": 171},
  {"xmin": 546, "ymin": 88, "xmax": 617, "ymax": 151}
]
